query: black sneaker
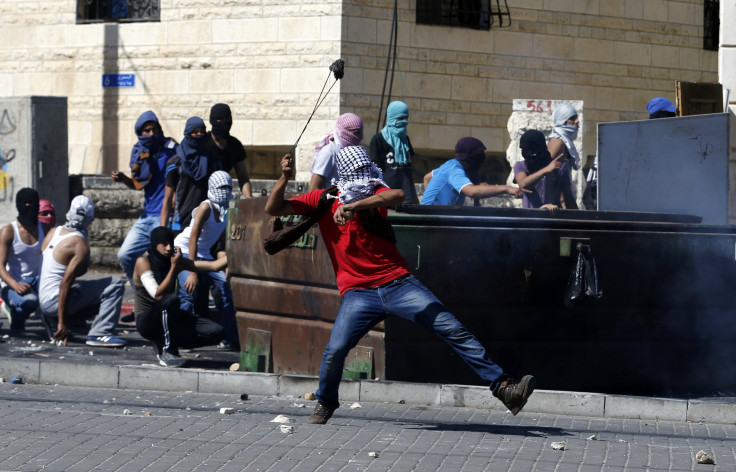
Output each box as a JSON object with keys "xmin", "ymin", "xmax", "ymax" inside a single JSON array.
[
  {"xmin": 306, "ymin": 402, "xmax": 336, "ymax": 424},
  {"xmin": 494, "ymin": 375, "xmax": 536, "ymax": 415},
  {"xmin": 158, "ymin": 351, "xmax": 186, "ymax": 368}
]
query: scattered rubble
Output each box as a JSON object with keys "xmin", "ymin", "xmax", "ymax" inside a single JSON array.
[
  {"xmin": 350, "ymin": 402, "xmax": 362, "ymax": 409},
  {"xmin": 550, "ymin": 441, "xmax": 566, "ymax": 451},
  {"xmin": 219, "ymin": 408, "xmax": 234, "ymax": 415},
  {"xmin": 270, "ymin": 414, "xmax": 293, "ymax": 423},
  {"xmin": 304, "ymin": 393, "xmax": 316, "ymax": 400},
  {"xmin": 368, "ymin": 452, "xmax": 379, "ymax": 458},
  {"xmin": 229, "ymin": 363, "xmax": 240, "ymax": 372},
  {"xmin": 280, "ymin": 425, "xmax": 294, "ymax": 434},
  {"xmin": 696, "ymin": 450, "xmax": 715, "ymax": 465}
]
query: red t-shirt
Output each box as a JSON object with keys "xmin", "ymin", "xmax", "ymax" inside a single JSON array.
[{"xmin": 290, "ymin": 187, "xmax": 410, "ymax": 296}]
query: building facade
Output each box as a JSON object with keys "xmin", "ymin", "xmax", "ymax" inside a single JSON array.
[{"xmin": 0, "ymin": 0, "xmax": 724, "ymax": 186}]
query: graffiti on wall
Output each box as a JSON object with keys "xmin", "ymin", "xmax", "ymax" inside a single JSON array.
[{"xmin": 0, "ymin": 109, "xmax": 17, "ymax": 197}]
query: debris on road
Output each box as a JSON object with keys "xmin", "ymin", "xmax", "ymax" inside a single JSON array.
[
  {"xmin": 280, "ymin": 425, "xmax": 294, "ymax": 434},
  {"xmin": 550, "ymin": 441, "xmax": 566, "ymax": 451},
  {"xmin": 304, "ymin": 393, "xmax": 316, "ymax": 400},
  {"xmin": 271, "ymin": 414, "xmax": 293, "ymax": 423},
  {"xmin": 696, "ymin": 450, "xmax": 715, "ymax": 465},
  {"xmin": 350, "ymin": 402, "xmax": 362, "ymax": 409}
]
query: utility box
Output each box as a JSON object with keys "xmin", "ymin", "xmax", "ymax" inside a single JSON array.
[{"xmin": 0, "ymin": 96, "xmax": 68, "ymax": 224}]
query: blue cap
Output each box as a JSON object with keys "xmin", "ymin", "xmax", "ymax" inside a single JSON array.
[{"xmin": 647, "ymin": 97, "xmax": 676, "ymax": 116}]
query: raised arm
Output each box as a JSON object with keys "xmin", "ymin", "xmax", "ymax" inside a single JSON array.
[
  {"xmin": 515, "ymin": 155, "xmax": 563, "ymax": 190},
  {"xmin": 265, "ymin": 154, "xmax": 296, "ymax": 216}
]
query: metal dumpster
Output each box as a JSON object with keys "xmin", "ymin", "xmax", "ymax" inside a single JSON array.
[{"xmin": 228, "ymin": 198, "xmax": 736, "ymax": 396}]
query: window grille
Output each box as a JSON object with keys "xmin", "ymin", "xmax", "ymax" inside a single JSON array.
[
  {"xmin": 77, "ymin": 0, "xmax": 159, "ymax": 23},
  {"xmin": 703, "ymin": 0, "xmax": 719, "ymax": 51},
  {"xmin": 416, "ymin": 0, "xmax": 511, "ymax": 30}
]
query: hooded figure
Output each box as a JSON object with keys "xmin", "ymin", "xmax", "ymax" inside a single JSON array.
[
  {"xmin": 314, "ymin": 113, "xmax": 364, "ymax": 160},
  {"xmin": 647, "ymin": 97, "xmax": 677, "ymax": 119},
  {"xmin": 64, "ymin": 195, "xmax": 95, "ymax": 240},
  {"xmin": 309, "ymin": 113, "xmax": 364, "ymax": 191},
  {"xmin": 549, "ymin": 103, "xmax": 580, "ymax": 170},
  {"xmin": 176, "ymin": 116, "xmax": 214, "ymax": 181},
  {"xmin": 513, "ymin": 129, "xmax": 573, "ymax": 209},
  {"xmin": 454, "ymin": 137, "xmax": 487, "ymax": 185},
  {"xmin": 380, "ymin": 101, "xmax": 411, "ymax": 165},
  {"xmin": 38, "ymin": 199, "xmax": 56, "ymax": 227},
  {"xmin": 209, "ymin": 103, "xmax": 233, "ymax": 140},
  {"xmin": 16, "ymin": 188, "xmax": 39, "ymax": 227},
  {"xmin": 147, "ymin": 226, "xmax": 174, "ymax": 284},
  {"xmin": 334, "ymin": 146, "xmax": 388, "ymax": 205},
  {"xmin": 129, "ymin": 111, "xmax": 167, "ymax": 189}
]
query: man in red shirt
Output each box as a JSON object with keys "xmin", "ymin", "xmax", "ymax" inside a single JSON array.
[{"xmin": 265, "ymin": 146, "xmax": 535, "ymax": 424}]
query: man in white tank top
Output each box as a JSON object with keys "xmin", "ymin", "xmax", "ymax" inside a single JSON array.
[
  {"xmin": 0, "ymin": 188, "xmax": 46, "ymax": 332},
  {"xmin": 38, "ymin": 195, "xmax": 126, "ymax": 347}
]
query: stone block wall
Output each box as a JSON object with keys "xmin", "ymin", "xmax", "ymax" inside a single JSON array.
[{"xmin": 0, "ymin": 0, "xmax": 721, "ymax": 191}]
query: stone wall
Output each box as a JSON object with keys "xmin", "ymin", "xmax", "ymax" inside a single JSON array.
[{"xmin": 0, "ymin": 0, "xmax": 717, "ymax": 186}]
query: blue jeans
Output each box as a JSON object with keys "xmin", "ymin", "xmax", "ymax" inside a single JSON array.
[
  {"xmin": 177, "ymin": 268, "xmax": 238, "ymax": 347},
  {"xmin": 117, "ymin": 215, "xmax": 161, "ymax": 287},
  {"xmin": 316, "ymin": 274, "xmax": 507, "ymax": 409},
  {"xmin": 1, "ymin": 275, "xmax": 39, "ymax": 330},
  {"xmin": 40, "ymin": 277, "xmax": 124, "ymax": 337}
]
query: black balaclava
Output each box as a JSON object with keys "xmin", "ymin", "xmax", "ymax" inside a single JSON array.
[
  {"xmin": 148, "ymin": 226, "xmax": 174, "ymax": 284},
  {"xmin": 520, "ymin": 129, "xmax": 552, "ymax": 175},
  {"xmin": 454, "ymin": 137, "xmax": 487, "ymax": 185},
  {"xmin": 209, "ymin": 103, "xmax": 233, "ymax": 140},
  {"xmin": 16, "ymin": 188, "xmax": 39, "ymax": 227}
]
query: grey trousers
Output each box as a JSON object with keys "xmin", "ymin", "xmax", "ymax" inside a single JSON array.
[{"xmin": 41, "ymin": 277, "xmax": 124, "ymax": 337}]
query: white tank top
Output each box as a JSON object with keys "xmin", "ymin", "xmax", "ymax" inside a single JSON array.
[
  {"xmin": 38, "ymin": 227, "xmax": 85, "ymax": 308},
  {"xmin": 2, "ymin": 221, "xmax": 44, "ymax": 287},
  {"xmin": 174, "ymin": 201, "xmax": 225, "ymax": 261}
]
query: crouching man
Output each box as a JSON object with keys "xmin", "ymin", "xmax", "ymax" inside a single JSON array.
[
  {"xmin": 265, "ymin": 147, "xmax": 536, "ymax": 424},
  {"xmin": 38, "ymin": 195, "xmax": 126, "ymax": 347},
  {"xmin": 133, "ymin": 226, "xmax": 224, "ymax": 367}
]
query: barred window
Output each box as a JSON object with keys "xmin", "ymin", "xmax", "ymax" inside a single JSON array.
[
  {"xmin": 77, "ymin": 0, "xmax": 160, "ymax": 23},
  {"xmin": 703, "ymin": 0, "xmax": 719, "ymax": 51},
  {"xmin": 416, "ymin": 0, "xmax": 510, "ymax": 30}
]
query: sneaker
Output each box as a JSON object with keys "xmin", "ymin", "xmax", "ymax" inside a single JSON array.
[
  {"xmin": 86, "ymin": 335, "xmax": 127, "ymax": 347},
  {"xmin": 158, "ymin": 350, "xmax": 186, "ymax": 368},
  {"xmin": 217, "ymin": 340, "xmax": 239, "ymax": 351},
  {"xmin": 120, "ymin": 313, "xmax": 135, "ymax": 323},
  {"xmin": 0, "ymin": 299, "xmax": 10, "ymax": 321},
  {"xmin": 306, "ymin": 402, "xmax": 336, "ymax": 425},
  {"xmin": 494, "ymin": 375, "xmax": 536, "ymax": 415}
]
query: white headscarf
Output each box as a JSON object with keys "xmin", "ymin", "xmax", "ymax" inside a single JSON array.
[
  {"xmin": 333, "ymin": 146, "xmax": 388, "ymax": 204},
  {"xmin": 207, "ymin": 170, "xmax": 234, "ymax": 216},
  {"xmin": 549, "ymin": 103, "xmax": 580, "ymax": 170},
  {"xmin": 64, "ymin": 195, "xmax": 95, "ymax": 240}
]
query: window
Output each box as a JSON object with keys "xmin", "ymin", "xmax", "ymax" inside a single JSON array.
[
  {"xmin": 77, "ymin": 0, "xmax": 160, "ymax": 23},
  {"xmin": 703, "ymin": 0, "xmax": 719, "ymax": 51},
  {"xmin": 416, "ymin": 0, "xmax": 510, "ymax": 30}
]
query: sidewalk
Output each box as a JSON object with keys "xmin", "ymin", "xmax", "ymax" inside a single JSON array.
[{"xmin": 1, "ymin": 267, "xmax": 735, "ymax": 427}]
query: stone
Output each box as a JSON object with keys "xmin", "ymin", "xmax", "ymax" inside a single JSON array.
[
  {"xmin": 551, "ymin": 441, "xmax": 566, "ymax": 450},
  {"xmin": 696, "ymin": 450, "xmax": 715, "ymax": 465}
]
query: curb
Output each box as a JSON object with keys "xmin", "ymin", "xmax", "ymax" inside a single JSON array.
[{"xmin": 1, "ymin": 357, "xmax": 734, "ymax": 425}]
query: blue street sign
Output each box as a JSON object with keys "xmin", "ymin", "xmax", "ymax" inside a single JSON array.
[{"xmin": 102, "ymin": 74, "xmax": 135, "ymax": 88}]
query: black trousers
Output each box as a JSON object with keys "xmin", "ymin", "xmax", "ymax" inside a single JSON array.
[{"xmin": 136, "ymin": 293, "xmax": 223, "ymax": 354}]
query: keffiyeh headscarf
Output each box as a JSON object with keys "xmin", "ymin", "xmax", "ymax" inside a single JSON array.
[
  {"xmin": 380, "ymin": 101, "xmax": 411, "ymax": 165},
  {"xmin": 454, "ymin": 137, "xmax": 487, "ymax": 185},
  {"xmin": 64, "ymin": 195, "xmax": 95, "ymax": 240},
  {"xmin": 314, "ymin": 113, "xmax": 363, "ymax": 158},
  {"xmin": 334, "ymin": 146, "xmax": 388, "ymax": 204},
  {"xmin": 207, "ymin": 170, "xmax": 234, "ymax": 216},
  {"xmin": 177, "ymin": 116, "xmax": 216, "ymax": 181},
  {"xmin": 549, "ymin": 103, "xmax": 580, "ymax": 170}
]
